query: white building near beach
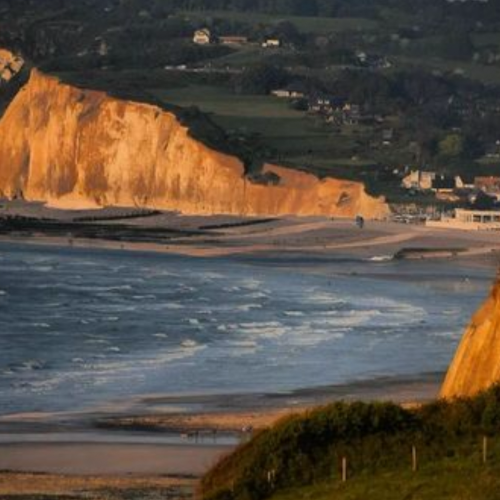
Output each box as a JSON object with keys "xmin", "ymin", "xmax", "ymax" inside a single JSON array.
[{"xmin": 426, "ymin": 209, "xmax": 500, "ymax": 231}]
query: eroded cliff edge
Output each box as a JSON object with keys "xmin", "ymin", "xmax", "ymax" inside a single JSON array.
[
  {"xmin": 0, "ymin": 69, "xmax": 389, "ymax": 217},
  {"xmin": 441, "ymin": 276, "xmax": 500, "ymax": 399}
]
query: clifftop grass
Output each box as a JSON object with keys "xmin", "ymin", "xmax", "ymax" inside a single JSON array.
[{"xmin": 201, "ymin": 385, "xmax": 500, "ymax": 500}]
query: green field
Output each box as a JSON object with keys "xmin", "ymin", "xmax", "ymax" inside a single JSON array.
[
  {"xmin": 152, "ymin": 85, "xmax": 341, "ymax": 160},
  {"xmin": 272, "ymin": 457, "xmax": 500, "ymax": 500},
  {"xmin": 395, "ymin": 55, "xmax": 500, "ymax": 85},
  {"xmin": 180, "ymin": 10, "xmax": 379, "ymax": 34}
]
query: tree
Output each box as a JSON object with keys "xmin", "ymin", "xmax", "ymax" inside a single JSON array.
[
  {"xmin": 439, "ymin": 134, "xmax": 464, "ymax": 158},
  {"xmin": 233, "ymin": 63, "xmax": 289, "ymax": 95}
]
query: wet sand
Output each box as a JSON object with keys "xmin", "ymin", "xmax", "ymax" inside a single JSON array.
[
  {"xmin": 0, "ymin": 472, "xmax": 195, "ymax": 499},
  {"xmin": 0, "ymin": 442, "xmax": 230, "ymax": 476}
]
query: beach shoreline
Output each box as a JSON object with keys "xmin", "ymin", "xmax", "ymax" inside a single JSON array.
[{"xmin": 0, "ymin": 202, "xmax": 496, "ymax": 493}]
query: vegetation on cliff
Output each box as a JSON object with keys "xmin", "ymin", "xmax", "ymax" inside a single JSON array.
[{"xmin": 201, "ymin": 385, "xmax": 500, "ymax": 500}]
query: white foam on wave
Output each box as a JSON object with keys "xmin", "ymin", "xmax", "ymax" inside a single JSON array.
[
  {"xmin": 239, "ymin": 321, "xmax": 287, "ymax": 339},
  {"xmin": 245, "ymin": 291, "xmax": 268, "ymax": 300},
  {"xmin": 201, "ymin": 272, "xmax": 224, "ymax": 280},
  {"xmin": 132, "ymin": 294, "xmax": 157, "ymax": 300},
  {"xmin": 85, "ymin": 339, "xmax": 109, "ymax": 345},
  {"xmin": 240, "ymin": 278, "xmax": 263, "ymax": 290},
  {"xmin": 104, "ymin": 316, "xmax": 120, "ymax": 322},
  {"xmin": 30, "ymin": 265, "xmax": 54, "ymax": 273},
  {"xmin": 20, "ymin": 360, "xmax": 45, "ymax": 371},
  {"xmin": 153, "ymin": 333, "xmax": 169, "ymax": 339},
  {"xmin": 429, "ymin": 330, "xmax": 461, "ymax": 339},
  {"xmin": 236, "ymin": 304, "xmax": 262, "ymax": 312},
  {"xmin": 188, "ymin": 318, "xmax": 200, "ymax": 326},
  {"xmin": 163, "ymin": 303, "xmax": 184, "ymax": 310},
  {"xmin": 307, "ymin": 291, "xmax": 345, "ymax": 305},
  {"xmin": 32, "ymin": 323, "xmax": 51, "ymax": 329},
  {"xmin": 181, "ymin": 339, "xmax": 199, "ymax": 348},
  {"xmin": 284, "ymin": 311, "xmax": 304, "ymax": 317},
  {"xmin": 368, "ymin": 255, "xmax": 393, "ymax": 262},
  {"xmin": 0, "ymin": 290, "xmax": 7, "ymax": 296},
  {"xmin": 226, "ymin": 340, "xmax": 258, "ymax": 348}
]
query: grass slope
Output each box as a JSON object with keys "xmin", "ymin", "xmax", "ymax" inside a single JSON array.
[{"xmin": 201, "ymin": 385, "xmax": 500, "ymax": 500}]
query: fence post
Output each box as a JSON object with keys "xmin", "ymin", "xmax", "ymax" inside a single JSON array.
[
  {"xmin": 483, "ymin": 436, "xmax": 488, "ymax": 465},
  {"xmin": 412, "ymin": 445, "xmax": 418, "ymax": 472},
  {"xmin": 341, "ymin": 457, "xmax": 347, "ymax": 482}
]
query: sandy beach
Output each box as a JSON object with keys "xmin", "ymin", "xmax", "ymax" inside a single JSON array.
[{"xmin": 1, "ymin": 199, "xmax": 500, "ymax": 262}]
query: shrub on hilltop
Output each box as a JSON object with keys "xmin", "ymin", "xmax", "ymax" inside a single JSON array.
[{"xmin": 200, "ymin": 384, "xmax": 500, "ymax": 500}]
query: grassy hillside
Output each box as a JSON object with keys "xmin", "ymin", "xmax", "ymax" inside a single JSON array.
[{"xmin": 201, "ymin": 385, "xmax": 500, "ymax": 500}]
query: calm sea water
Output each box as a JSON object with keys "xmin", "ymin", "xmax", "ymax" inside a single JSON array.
[{"xmin": 0, "ymin": 242, "xmax": 493, "ymax": 415}]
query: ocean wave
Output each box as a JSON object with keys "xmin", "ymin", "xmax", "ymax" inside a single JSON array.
[
  {"xmin": 236, "ymin": 304, "xmax": 262, "ymax": 312},
  {"xmin": 132, "ymin": 294, "xmax": 157, "ymax": 300},
  {"xmin": 239, "ymin": 321, "xmax": 287, "ymax": 338},
  {"xmin": 85, "ymin": 339, "xmax": 109, "ymax": 345},
  {"xmin": 368, "ymin": 255, "xmax": 393, "ymax": 262},
  {"xmin": 163, "ymin": 303, "xmax": 184, "ymax": 310},
  {"xmin": 239, "ymin": 278, "xmax": 262, "ymax": 290},
  {"xmin": 30, "ymin": 265, "xmax": 54, "ymax": 273},
  {"xmin": 19, "ymin": 360, "xmax": 46, "ymax": 371},
  {"xmin": 181, "ymin": 339, "xmax": 199, "ymax": 348},
  {"xmin": 153, "ymin": 333, "xmax": 169, "ymax": 339},
  {"xmin": 283, "ymin": 311, "xmax": 304, "ymax": 317},
  {"xmin": 245, "ymin": 291, "xmax": 268, "ymax": 299},
  {"xmin": 226, "ymin": 340, "xmax": 258, "ymax": 348}
]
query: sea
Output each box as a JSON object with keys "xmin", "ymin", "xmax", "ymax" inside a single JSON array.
[{"xmin": 0, "ymin": 242, "xmax": 494, "ymax": 416}]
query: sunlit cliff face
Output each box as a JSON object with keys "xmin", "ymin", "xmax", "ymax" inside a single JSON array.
[
  {"xmin": 0, "ymin": 69, "xmax": 389, "ymax": 218},
  {"xmin": 441, "ymin": 276, "xmax": 500, "ymax": 399}
]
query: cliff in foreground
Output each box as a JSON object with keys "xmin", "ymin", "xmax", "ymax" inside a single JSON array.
[
  {"xmin": 441, "ymin": 276, "xmax": 500, "ymax": 399},
  {"xmin": 0, "ymin": 69, "xmax": 388, "ymax": 217}
]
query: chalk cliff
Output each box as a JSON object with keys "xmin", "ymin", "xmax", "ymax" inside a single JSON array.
[
  {"xmin": 441, "ymin": 276, "xmax": 500, "ymax": 399},
  {"xmin": 0, "ymin": 69, "xmax": 389, "ymax": 217}
]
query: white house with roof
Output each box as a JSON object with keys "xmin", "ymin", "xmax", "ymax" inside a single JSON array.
[{"xmin": 193, "ymin": 28, "xmax": 212, "ymax": 45}]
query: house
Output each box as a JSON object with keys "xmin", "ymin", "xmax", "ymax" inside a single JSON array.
[
  {"xmin": 401, "ymin": 170, "xmax": 436, "ymax": 190},
  {"xmin": 427, "ymin": 209, "xmax": 500, "ymax": 231},
  {"xmin": 219, "ymin": 36, "xmax": 248, "ymax": 46},
  {"xmin": 193, "ymin": 28, "xmax": 211, "ymax": 45},
  {"xmin": 381, "ymin": 128, "xmax": 394, "ymax": 146},
  {"xmin": 263, "ymin": 38, "xmax": 281, "ymax": 48},
  {"xmin": 475, "ymin": 176, "xmax": 500, "ymax": 194},
  {"xmin": 484, "ymin": 141, "xmax": 500, "ymax": 158},
  {"xmin": 97, "ymin": 40, "xmax": 109, "ymax": 57},
  {"xmin": 271, "ymin": 83, "xmax": 306, "ymax": 99},
  {"xmin": 432, "ymin": 175, "xmax": 458, "ymax": 193},
  {"xmin": 308, "ymin": 94, "xmax": 347, "ymax": 114}
]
